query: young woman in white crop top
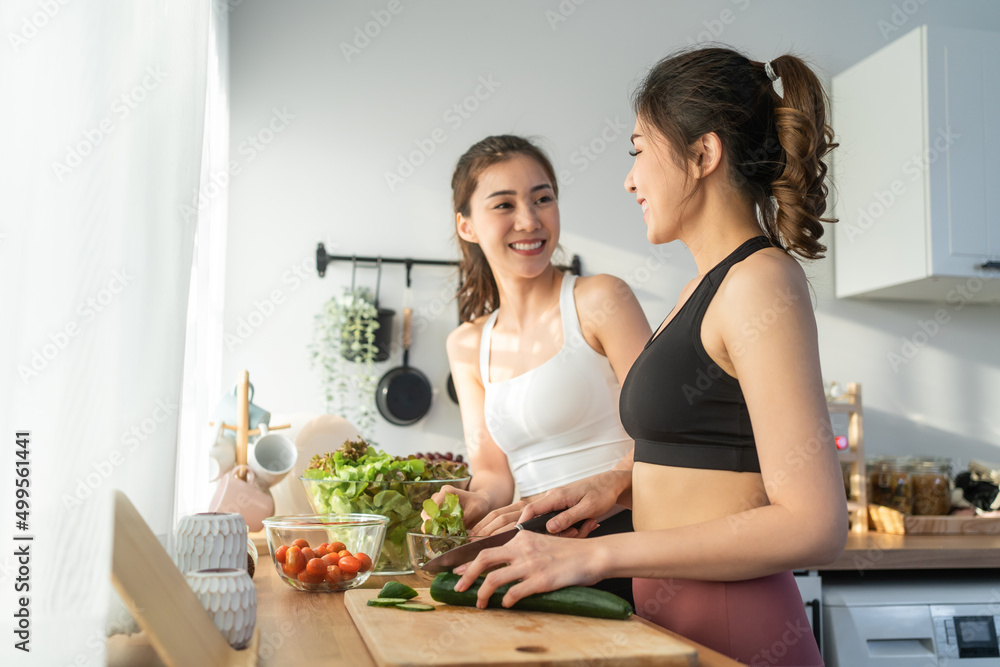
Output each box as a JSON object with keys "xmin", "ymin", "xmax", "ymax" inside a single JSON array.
[{"xmin": 430, "ymin": 135, "xmax": 651, "ymax": 539}]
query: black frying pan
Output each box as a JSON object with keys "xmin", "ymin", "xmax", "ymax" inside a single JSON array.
[{"xmin": 376, "ymin": 307, "xmax": 432, "ymax": 425}]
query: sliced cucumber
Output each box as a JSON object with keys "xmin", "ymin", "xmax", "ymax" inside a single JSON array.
[
  {"xmin": 430, "ymin": 572, "xmax": 632, "ymax": 620},
  {"xmin": 378, "ymin": 581, "xmax": 419, "ymax": 600},
  {"xmin": 396, "ymin": 603, "xmax": 435, "ymax": 611},
  {"xmin": 366, "ymin": 597, "xmax": 409, "ymax": 607}
]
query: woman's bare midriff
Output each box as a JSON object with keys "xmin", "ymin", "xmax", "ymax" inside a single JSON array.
[{"xmin": 631, "ymin": 461, "xmax": 769, "ymax": 531}]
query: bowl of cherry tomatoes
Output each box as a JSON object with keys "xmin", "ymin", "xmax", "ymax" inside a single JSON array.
[{"xmin": 262, "ymin": 514, "xmax": 387, "ymax": 592}]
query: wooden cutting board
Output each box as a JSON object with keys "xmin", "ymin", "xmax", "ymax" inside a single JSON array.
[{"xmin": 345, "ymin": 588, "xmax": 698, "ymax": 666}]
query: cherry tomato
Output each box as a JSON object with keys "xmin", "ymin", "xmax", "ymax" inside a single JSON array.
[
  {"xmin": 342, "ymin": 571, "xmax": 356, "ymax": 581},
  {"xmin": 305, "ymin": 557, "xmax": 327, "ymax": 577},
  {"xmin": 338, "ymin": 555, "xmax": 360, "ymax": 575},
  {"xmin": 274, "ymin": 545, "xmax": 289, "ymax": 564},
  {"xmin": 313, "ymin": 545, "xmax": 329, "ymax": 558},
  {"xmin": 328, "ymin": 541, "xmax": 346, "ymax": 553},
  {"xmin": 356, "ymin": 553, "xmax": 372, "ymax": 573},
  {"xmin": 325, "ymin": 565, "xmax": 343, "ymax": 585},
  {"xmin": 318, "ymin": 542, "xmax": 330, "ymax": 551},
  {"xmin": 284, "ymin": 545, "xmax": 306, "ymax": 574},
  {"xmin": 321, "ymin": 553, "xmax": 340, "ymax": 567},
  {"xmin": 297, "ymin": 570, "xmax": 325, "ymax": 584},
  {"xmin": 292, "ymin": 538, "xmax": 310, "ymax": 549},
  {"xmin": 337, "ymin": 549, "xmax": 353, "ymax": 560},
  {"xmin": 301, "ymin": 547, "xmax": 317, "ymax": 562}
]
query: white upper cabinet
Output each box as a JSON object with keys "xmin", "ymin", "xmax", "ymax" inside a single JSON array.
[{"xmin": 832, "ymin": 25, "xmax": 1000, "ymax": 302}]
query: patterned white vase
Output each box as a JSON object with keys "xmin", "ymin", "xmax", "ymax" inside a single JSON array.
[
  {"xmin": 185, "ymin": 568, "xmax": 257, "ymax": 650},
  {"xmin": 175, "ymin": 512, "xmax": 248, "ymax": 573}
]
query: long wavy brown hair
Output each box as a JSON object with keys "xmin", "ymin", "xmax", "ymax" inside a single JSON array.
[
  {"xmin": 451, "ymin": 135, "xmax": 560, "ymax": 323},
  {"xmin": 633, "ymin": 47, "xmax": 837, "ymax": 260}
]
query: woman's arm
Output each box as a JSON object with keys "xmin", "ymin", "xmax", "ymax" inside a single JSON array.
[
  {"xmin": 431, "ymin": 321, "xmax": 516, "ymax": 528},
  {"xmin": 455, "ymin": 257, "xmax": 847, "ymax": 606},
  {"xmin": 574, "ymin": 274, "xmax": 651, "ymax": 384}
]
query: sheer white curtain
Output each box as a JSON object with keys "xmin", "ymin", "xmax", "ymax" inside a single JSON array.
[
  {"xmin": 0, "ymin": 1, "xmax": 215, "ymax": 664},
  {"xmin": 176, "ymin": 2, "xmax": 231, "ymax": 522}
]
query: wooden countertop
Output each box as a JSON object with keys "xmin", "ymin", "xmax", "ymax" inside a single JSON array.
[
  {"xmin": 109, "ymin": 559, "xmax": 742, "ymax": 666},
  {"xmin": 804, "ymin": 532, "xmax": 1000, "ymax": 571}
]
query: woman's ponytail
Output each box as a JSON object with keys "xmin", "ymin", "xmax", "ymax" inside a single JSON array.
[{"xmin": 765, "ymin": 56, "xmax": 837, "ymax": 260}]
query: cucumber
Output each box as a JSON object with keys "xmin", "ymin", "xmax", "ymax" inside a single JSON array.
[
  {"xmin": 377, "ymin": 582, "xmax": 418, "ymax": 600},
  {"xmin": 429, "ymin": 572, "xmax": 632, "ymax": 620},
  {"xmin": 396, "ymin": 603, "xmax": 435, "ymax": 611},
  {"xmin": 366, "ymin": 597, "xmax": 410, "ymax": 607}
]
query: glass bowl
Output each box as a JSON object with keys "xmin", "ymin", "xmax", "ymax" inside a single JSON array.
[
  {"xmin": 262, "ymin": 514, "xmax": 387, "ymax": 592},
  {"xmin": 406, "ymin": 532, "xmax": 486, "ymax": 583},
  {"xmin": 300, "ymin": 476, "xmax": 470, "ymax": 575}
]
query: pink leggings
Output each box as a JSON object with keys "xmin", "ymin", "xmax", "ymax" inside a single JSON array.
[{"xmin": 633, "ymin": 572, "xmax": 822, "ymax": 667}]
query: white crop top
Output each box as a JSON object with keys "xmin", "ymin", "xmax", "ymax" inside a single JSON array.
[{"xmin": 480, "ymin": 274, "xmax": 633, "ymax": 497}]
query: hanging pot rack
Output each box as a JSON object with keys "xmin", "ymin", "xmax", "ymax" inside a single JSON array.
[{"xmin": 315, "ymin": 242, "xmax": 581, "ymax": 280}]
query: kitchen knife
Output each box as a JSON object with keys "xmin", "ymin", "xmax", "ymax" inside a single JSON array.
[{"xmin": 419, "ymin": 510, "xmax": 584, "ymax": 573}]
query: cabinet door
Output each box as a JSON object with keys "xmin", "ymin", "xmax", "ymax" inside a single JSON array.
[
  {"xmin": 928, "ymin": 27, "xmax": 1000, "ymax": 274},
  {"xmin": 833, "ymin": 27, "xmax": 929, "ymax": 298}
]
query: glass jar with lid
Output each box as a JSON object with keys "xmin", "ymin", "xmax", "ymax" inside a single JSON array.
[
  {"xmin": 869, "ymin": 456, "xmax": 913, "ymax": 513},
  {"xmin": 910, "ymin": 457, "xmax": 953, "ymax": 516}
]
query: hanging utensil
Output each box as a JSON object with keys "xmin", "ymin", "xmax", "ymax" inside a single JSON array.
[{"xmin": 375, "ymin": 262, "xmax": 433, "ymax": 425}]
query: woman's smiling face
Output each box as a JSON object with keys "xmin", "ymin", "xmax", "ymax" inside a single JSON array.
[
  {"xmin": 624, "ymin": 118, "xmax": 695, "ymax": 245},
  {"xmin": 457, "ymin": 154, "xmax": 560, "ymax": 278}
]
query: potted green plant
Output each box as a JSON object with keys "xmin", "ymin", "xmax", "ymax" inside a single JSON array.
[{"xmin": 311, "ymin": 286, "xmax": 387, "ymax": 437}]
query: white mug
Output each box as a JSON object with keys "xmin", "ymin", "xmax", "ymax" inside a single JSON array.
[
  {"xmin": 248, "ymin": 428, "xmax": 297, "ymax": 489},
  {"xmin": 208, "ymin": 423, "xmax": 237, "ymax": 482}
]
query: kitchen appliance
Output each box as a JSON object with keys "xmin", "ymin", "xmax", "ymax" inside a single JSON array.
[{"xmin": 823, "ymin": 572, "xmax": 1000, "ymax": 666}]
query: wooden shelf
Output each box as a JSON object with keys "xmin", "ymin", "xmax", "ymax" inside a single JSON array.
[
  {"xmin": 827, "ymin": 402, "xmax": 861, "ymax": 415},
  {"xmin": 829, "ymin": 383, "xmax": 866, "ymax": 533}
]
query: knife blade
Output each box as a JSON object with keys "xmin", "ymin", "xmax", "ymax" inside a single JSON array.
[{"xmin": 419, "ymin": 510, "xmax": 580, "ymax": 573}]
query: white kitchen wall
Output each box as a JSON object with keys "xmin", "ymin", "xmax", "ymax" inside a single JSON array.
[{"xmin": 225, "ymin": 0, "xmax": 1000, "ymax": 464}]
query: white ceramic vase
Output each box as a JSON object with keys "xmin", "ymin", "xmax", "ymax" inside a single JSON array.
[
  {"xmin": 185, "ymin": 568, "xmax": 257, "ymax": 650},
  {"xmin": 174, "ymin": 512, "xmax": 248, "ymax": 573}
]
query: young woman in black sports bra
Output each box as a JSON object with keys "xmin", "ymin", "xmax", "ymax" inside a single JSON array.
[{"xmin": 453, "ymin": 47, "xmax": 847, "ymax": 667}]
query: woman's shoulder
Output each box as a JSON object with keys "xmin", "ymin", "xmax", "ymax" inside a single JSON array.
[
  {"xmin": 572, "ymin": 273, "xmax": 636, "ymax": 305},
  {"xmin": 717, "ymin": 247, "xmax": 811, "ymax": 315},
  {"xmin": 446, "ymin": 314, "xmax": 491, "ymax": 365}
]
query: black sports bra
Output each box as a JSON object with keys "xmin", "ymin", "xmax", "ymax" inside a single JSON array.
[{"xmin": 619, "ymin": 236, "xmax": 773, "ymax": 473}]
